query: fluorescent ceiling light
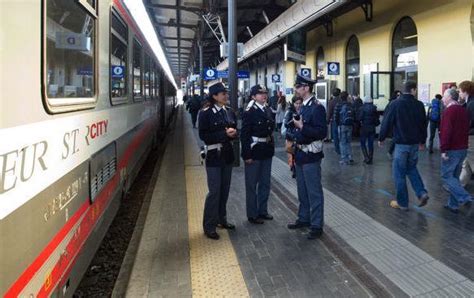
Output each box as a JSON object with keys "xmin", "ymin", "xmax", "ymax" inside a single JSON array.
[
  {"xmin": 124, "ymin": 0, "xmax": 178, "ymax": 90},
  {"xmin": 404, "ymin": 34, "xmax": 417, "ymax": 40}
]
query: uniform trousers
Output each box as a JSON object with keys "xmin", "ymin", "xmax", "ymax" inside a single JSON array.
[
  {"xmin": 244, "ymin": 158, "xmax": 272, "ymax": 219},
  {"xmin": 203, "ymin": 165, "xmax": 233, "ymax": 233}
]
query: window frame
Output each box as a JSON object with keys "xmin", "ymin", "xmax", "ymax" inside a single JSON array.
[
  {"xmin": 109, "ymin": 8, "xmax": 129, "ymax": 105},
  {"xmin": 132, "ymin": 38, "xmax": 144, "ymax": 102},
  {"xmin": 42, "ymin": 0, "xmax": 99, "ymax": 114},
  {"xmin": 144, "ymin": 52, "xmax": 151, "ymax": 101}
]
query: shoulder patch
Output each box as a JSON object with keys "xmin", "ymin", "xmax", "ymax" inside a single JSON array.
[{"xmin": 202, "ymin": 107, "xmax": 210, "ymax": 111}]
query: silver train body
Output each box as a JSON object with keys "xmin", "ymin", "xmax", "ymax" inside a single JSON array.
[{"xmin": 0, "ymin": 0, "xmax": 176, "ymax": 296}]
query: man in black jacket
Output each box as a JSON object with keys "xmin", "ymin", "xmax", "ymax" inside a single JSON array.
[{"xmin": 379, "ymin": 81, "xmax": 429, "ymax": 210}]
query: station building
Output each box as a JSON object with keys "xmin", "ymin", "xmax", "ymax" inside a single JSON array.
[{"xmin": 243, "ymin": 0, "xmax": 473, "ymax": 110}]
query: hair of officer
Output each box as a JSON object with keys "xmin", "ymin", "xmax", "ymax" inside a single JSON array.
[
  {"xmin": 403, "ymin": 81, "xmax": 417, "ymax": 93},
  {"xmin": 332, "ymin": 88, "xmax": 341, "ymax": 97},
  {"xmin": 445, "ymin": 88, "xmax": 459, "ymax": 101},
  {"xmin": 435, "ymin": 94, "xmax": 442, "ymax": 100},
  {"xmin": 459, "ymin": 80, "xmax": 474, "ymax": 96},
  {"xmin": 340, "ymin": 91, "xmax": 349, "ymax": 101}
]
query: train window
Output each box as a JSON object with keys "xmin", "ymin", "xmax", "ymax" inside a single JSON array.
[
  {"xmin": 150, "ymin": 61, "xmax": 155, "ymax": 99},
  {"xmin": 44, "ymin": 0, "xmax": 97, "ymax": 111},
  {"xmin": 144, "ymin": 54, "xmax": 151, "ymax": 100},
  {"xmin": 110, "ymin": 10, "xmax": 128, "ymax": 103},
  {"xmin": 133, "ymin": 39, "xmax": 143, "ymax": 100}
]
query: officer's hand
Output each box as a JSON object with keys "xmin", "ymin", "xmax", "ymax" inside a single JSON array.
[
  {"xmin": 441, "ymin": 153, "xmax": 449, "ymax": 161},
  {"xmin": 226, "ymin": 128, "xmax": 237, "ymax": 138},
  {"xmin": 294, "ymin": 116, "xmax": 303, "ymax": 129},
  {"xmin": 245, "ymin": 159, "xmax": 253, "ymax": 164}
]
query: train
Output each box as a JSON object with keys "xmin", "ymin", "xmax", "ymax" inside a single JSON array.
[{"xmin": 0, "ymin": 0, "xmax": 177, "ymax": 296}]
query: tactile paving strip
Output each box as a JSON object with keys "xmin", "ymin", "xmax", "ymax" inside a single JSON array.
[{"xmin": 184, "ymin": 118, "xmax": 249, "ymax": 297}]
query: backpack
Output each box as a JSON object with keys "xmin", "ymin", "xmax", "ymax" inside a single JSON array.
[
  {"xmin": 339, "ymin": 103, "xmax": 354, "ymax": 126},
  {"xmin": 430, "ymin": 99, "xmax": 441, "ymax": 122}
]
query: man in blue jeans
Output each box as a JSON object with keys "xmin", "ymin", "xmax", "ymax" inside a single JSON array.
[
  {"xmin": 379, "ymin": 81, "xmax": 429, "ymax": 210},
  {"xmin": 334, "ymin": 92, "xmax": 354, "ymax": 165},
  {"xmin": 439, "ymin": 88, "xmax": 473, "ymax": 213}
]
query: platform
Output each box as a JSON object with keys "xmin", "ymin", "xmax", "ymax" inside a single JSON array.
[{"xmin": 121, "ymin": 106, "xmax": 474, "ymax": 297}]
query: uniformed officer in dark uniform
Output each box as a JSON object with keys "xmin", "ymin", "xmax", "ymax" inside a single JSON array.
[
  {"xmin": 241, "ymin": 85, "xmax": 275, "ymax": 224},
  {"xmin": 287, "ymin": 74, "xmax": 327, "ymax": 239},
  {"xmin": 198, "ymin": 82, "xmax": 238, "ymax": 240}
]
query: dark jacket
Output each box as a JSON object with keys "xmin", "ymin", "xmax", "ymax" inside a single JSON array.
[
  {"xmin": 466, "ymin": 96, "xmax": 474, "ymax": 135},
  {"xmin": 357, "ymin": 103, "xmax": 380, "ymax": 133},
  {"xmin": 379, "ymin": 94, "xmax": 427, "ymax": 145},
  {"xmin": 187, "ymin": 96, "xmax": 201, "ymax": 113},
  {"xmin": 198, "ymin": 105, "xmax": 237, "ymax": 167},
  {"xmin": 241, "ymin": 103, "xmax": 275, "ymax": 160},
  {"xmin": 293, "ymin": 97, "xmax": 327, "ymax": 165},
  {"xmin": 327, "ymin": 95, "xmax": 341, "ymax": 123},
  {"xmin": 334, "ymin": 101, "xmax": 352, "ymax": 126}
]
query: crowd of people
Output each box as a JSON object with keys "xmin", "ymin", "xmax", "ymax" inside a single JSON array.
[{"xmin": 186, "ymin": 77, "xmax": 474, "ymax": 240}]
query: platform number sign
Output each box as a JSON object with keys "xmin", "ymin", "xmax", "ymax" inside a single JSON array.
[
  {"xmin": 111, "ymin": 66, "xmax": 125, "ymax": 78},
  {"xmin": 300, "ymin": 68, "xmax": 311, "ymax": 78},
  {"xmin": 327, "ymin": 62, "xmax": 340, "ymax": 75},
  {"xmin": 271, "ymin": 74, "xmax": 281, "ymax": 83},
  {"xmin": 204, "ymin": 68, "xmax": 217, "ymax": 80}
]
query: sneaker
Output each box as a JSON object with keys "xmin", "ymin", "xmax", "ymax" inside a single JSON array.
[
  {"xmin": 248, "ymin": 217, "xmax": 264, "ymax": 224},
  {"xmin": 307, "ymin": 229, "xmax": 323, "ymax": 240},
  {"xmin": 389, "ymin": 200, "xmax": 408, "ymax": 211},
  {"xmin": 444, "ymin": 205, "xmax": 459, "ymax": 214},
  {"xmin": 418, "ymin": 194, "xmax": 429, "ymax": 207},
  {"xmin": 287, "ymin": 221, "xmax": 310, "ymax": 229}
]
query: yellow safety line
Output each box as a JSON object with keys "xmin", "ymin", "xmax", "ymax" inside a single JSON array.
[{"xmin": 183, "ymin": 114, "xmax": 249, "ymax": 297}]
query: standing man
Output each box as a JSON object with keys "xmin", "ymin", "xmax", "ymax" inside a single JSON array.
[
  {"xmin": 427, "ymin": 94, "xmax": 443, "ymax": 154},
  {"xmin": 327, "ymin": 88, "xmax": 342, "ymax": 155},
  {"xmin": 379, "ymin": 81, "xmax": 430, "ymax": 210},
  {"xmin": 334, "ymin": 92, "xmax": 354, "ymax": 165},
  {"xmin": 357, "ymin": 95, "xmax": 380, "ymax": 164},
  {"xmin": 187, "ymin": 94, "xmax": 202, "ymax": 128},
  {"xmin": 439, "ymin": 88, "xmax": 472, "ymax": 213},
  {"xmin": 459, "ymin": 80, "xmax": 474, "ymax": 186},
  {"xmin": 287, "ymin": 74, "xmax": 327, "ymax": 240},
  {"xmin": 269, "ymin": 90, "xmax": 279, "ymax": 125},
  {"xmin": 241, "ymin": 85, "xmax": 275, "ymax": 224},
  {"xmin": 198, "ymin": 83, "xmax": 238, "ymax": 240}
]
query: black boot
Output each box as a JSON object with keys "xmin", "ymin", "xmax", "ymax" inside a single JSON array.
[
  {"xmin": 368, "ymin": 149, "xmax": 374, "ymax": 164},
  {"xmin": 361, "ymin": 147, "xmax": 369, "ymax": 164}
]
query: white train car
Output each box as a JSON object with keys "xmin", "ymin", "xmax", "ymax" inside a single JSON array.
[{"xmin": 0, "ymin": 0, "xmax": 177, "ymax": 296}]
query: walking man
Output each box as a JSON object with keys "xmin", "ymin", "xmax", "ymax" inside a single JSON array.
[
  {"xmin": 335, "ymin": 92, "xmax": 354, "ymax": 165},
  {"xmin": 440, "ymin": 88, "xmax": 473, "ymax": 213},
  {"xmin": 327, "ymin": 88, "xmax": 342, "ymax": 155},
  {"xmin": 427, "ymin": 94, "xmax": 443, "ymax": 154},
  {"xmin": 287, "ymin": 74, "xmax": 327, "ymax": 239},
  {"xmin": 241, "ymin": 85, "xmax": 275, "ymax": 224},
  {"xmin": 379, "ymin": 81, "xmax": 430, "ymax": 210}
]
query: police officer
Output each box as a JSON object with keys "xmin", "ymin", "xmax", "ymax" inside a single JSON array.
[
  {"xmin": 198, "ymin": 82, "xmax": 238, "ymax": 240},
  {"xmin": 241, "ymin": 85, "xmax": 275, "ymax": 224},
  {"xmin": 287, "ymin": 74, "xmax": 327, "ymax": 239}
]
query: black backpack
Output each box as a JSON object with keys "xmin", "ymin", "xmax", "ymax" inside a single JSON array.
[{"xmin": 339, "ymin": 103, "xmax": 354, "ymax": 126}]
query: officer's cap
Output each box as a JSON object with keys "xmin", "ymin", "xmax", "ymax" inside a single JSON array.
[
  {"xmin": 294, "ymin": 73, "xmax": 317, "ymax": 88},
  {"xmin": 250, "ymin": 84, "xmax": 268, "ymax": 96},
  {"xmin": 208, "ymin": 82, "xmax": 227, "ymax": 96}
]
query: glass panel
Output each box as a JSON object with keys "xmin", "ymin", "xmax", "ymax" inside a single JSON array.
[
  {"xmin": 111, "ymin": 35, "xmax": 127, "ymax": 98},
  {"xmin": 112, "ymin": 12, "xmax": 127, "ymax": 39},
  {"xmin": 46, "ymin": 0, "xmax": 95, "ymax": 98},
  {"xmin": 133, "ymin": 40, "xmax": 142, "ymax": 99},
  {"xmin": 144, "ymin": 54, "xmax": 150, "ymax": 99},
  {"xmin": 346, "ymin": 36, "xmax": 359, "ymax": 60}
]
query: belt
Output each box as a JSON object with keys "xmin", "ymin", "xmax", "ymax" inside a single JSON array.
[
  {"xmin": 297, "ymin": 140, "xmax": 323, "ymax": 154},
  {"xmin": 251, "ymin": 136, "xmax": 272, "ymax": 149},
  {"xmin": 206, "ymin": 143, "xmax": 223, "ymax": 151}
]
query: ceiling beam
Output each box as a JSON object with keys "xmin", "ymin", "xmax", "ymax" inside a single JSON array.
[
  {"xmin": 154, "ymin": 22, "xmax": 198, "ymax": 30},
  {"xmin": 146, "ymin": 4, "xmax": 202, "ymax": 14}
]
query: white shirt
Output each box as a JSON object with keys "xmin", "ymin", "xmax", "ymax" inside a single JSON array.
[
  {"xmin": 214, "ymin": 104, "xmax": 224, "ymax": 111},
  {"xmin": 254, "ymin": 101, "xmax": 266, "ymax": 112},
  {"xmin": 303, "ymin": 96, "xmax": 313, "ymax": 106}
]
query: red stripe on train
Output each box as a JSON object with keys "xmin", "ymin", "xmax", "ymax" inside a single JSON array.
[{"xmin": 5, "ymin": 119, "xmax": 155, "ymax": 297}]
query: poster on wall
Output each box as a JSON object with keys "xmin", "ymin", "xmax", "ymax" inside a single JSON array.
[
  {"xmin": 418, "ymin": 83, "xmax": 430, "ymax": 104},
  {"xmin": 284, "ymin": 28, "xmax": 306, "ymax": 64}
]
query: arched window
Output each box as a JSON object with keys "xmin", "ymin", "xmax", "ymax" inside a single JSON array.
[
  {"xmin": 346, "ymin": 35, "xmax": 360, "ymax": 96},
  {"xmin": 392, "ymin": 17, "xmax": 418, "ymax": 90},
  {"xmin": 316, "ymin": 46, "xmax": 325, "ymax": 79}
]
